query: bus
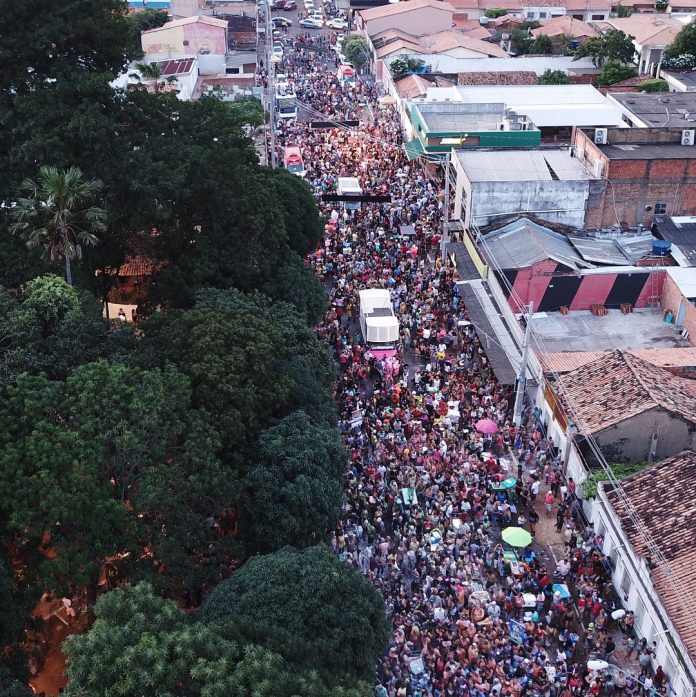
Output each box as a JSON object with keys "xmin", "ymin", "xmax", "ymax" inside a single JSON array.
[
  {"xmin": 337, "ymin": 64, "xmax": 357, "ymax": 88},
  {"xmin": 275, "ymin": 81, "xmax": 297, "ymax": 121},
  {"xmin": 284, "ymin": 146, "xmax": 306, "ymax": 177}
]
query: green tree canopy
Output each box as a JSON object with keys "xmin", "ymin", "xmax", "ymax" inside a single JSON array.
[
  {"xmin": 0, "ymin": 360, "xmax": 233, "ymax": 601},
  {"xmin": 0, "ymin": 0, "xmax": 135, "ymax": 97},
  {"xmin": 137, "ymin": 289, "xmax": 336, "ymax": 461},
  {"xmin": 9, "ymin": 166, "xmax": 106, "ymax": 285},
  {"xmin": 198, "ymin": 546, "xmax": 389, "ymax": 682},
  {"xmin": 125, "ymin": 8, "xmax": 169, "ymax": 57},
  {"xmin": 665, "ymin": 20, "xmax": 696, "ymax": 58},
  {"xmin": 596, "ymin": 60, "xmax": 636, "ymax": 86},
  {"xmin": 265, "ymin": 167, "xmax": 324, "ymax": 258},
  {"xmin": 638, "ymin": 78, "xmax": 669, "ymax": 92},
  {"xmin": 574, "ymin": 29, "xmax": 635, "ymax": 66},
  {"xmin": 0, "ymin": 275, "xmax": 120, "ymax": 382},
  {"xmin": 244, "ymin": 411, "xmax": 347, "ymax": 552},
  {"xmin": 530, "ymin": 34, "xmax": 554, "ymax": 55},
  {"xmin": 484, "ymin": 7, "xmax": 508, "ymax": 17},
  {"xmin": 538, "ymin": 69, "xmax": 571, "ymax": 84},
  {"xmin": 63, "ymin": 582, "xmax": 370, "ymax": 697},
  {"xmin": 341, "ymin": 35, "xmax": 370, "ymax": 66}
]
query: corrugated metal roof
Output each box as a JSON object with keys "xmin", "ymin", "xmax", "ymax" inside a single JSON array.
[
  {"xmin": 457, "ymin": 149, "xmax": 593, "ymax": 182},
  {"xmin": 483, "ymin": 218, "xmax": 592, "ymax": 270},
  {"xmin": 567, "ymin": 235, "xmax": 631, "ymax": 266}
]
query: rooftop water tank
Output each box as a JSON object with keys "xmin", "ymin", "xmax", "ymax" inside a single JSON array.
[{"xmin": 652, "ymin": 240, "xmax": 672, "ymax": 257}]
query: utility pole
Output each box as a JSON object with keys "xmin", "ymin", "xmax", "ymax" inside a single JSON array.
[
  {"xmin": 440, "ymin": 151, "xmax": 451, "ymax": 262},
  {"xmin": 513, "ymin": 300, "xmax": 533, "ymax": 427}
]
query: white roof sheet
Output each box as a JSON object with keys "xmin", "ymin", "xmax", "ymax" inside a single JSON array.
[
  {"xmin": 424, "ymin": 85, "xmax": 625, "ymax": 127},
  {"xmin": 667, "ymin": 267, "xmax": 696, "ymax": 299},
  {"xmin": 456, "ymin": 149, "xmax": 594, "ymax": 182}
]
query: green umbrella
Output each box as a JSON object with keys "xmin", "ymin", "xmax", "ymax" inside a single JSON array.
[
  {"xmin": 502, "ymin": 527, "xmax": 532, "ymax": 548},
  {"xmin": 502, "ymin": 477, "xmax": 517, "ymax": 489}
]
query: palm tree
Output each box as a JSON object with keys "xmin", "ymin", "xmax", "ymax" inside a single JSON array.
[
  {"xmin": 133, "ymin": 62, "xmax": 177, "ymax": 93},
  {"xmin": 10, "ymin": 166, "xmax": 106, "ymax": 286}
]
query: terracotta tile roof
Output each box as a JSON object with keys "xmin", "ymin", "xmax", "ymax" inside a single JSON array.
[
  {"xmin": 608, "ymin": 74, "xmax": 655, "ymax": 87},
  {"xmin": 489, "ymin": 14, "xmax": 525, "ymax": 28},
  {"xmin": 397, "ymin": 74, "xmax": 454, "ymax": 98},
  {"xmin": 371, "ymin": 28, "xmax": 421, "ymax": 45},
  {"xmin": 360, "ymin": 0, "xmax": 456, "ymax": 22},
  {"xmin": 603, "ymin": 16, "xmax": 682, "ymax": 46},
  {"xmin": 555, "ymin": 349, "xmax": 696, "ymax": 433},
  {"xmin": 461, "ymin": 25, "xmax": 494, "ymax": 39},
  {"xmin": 105, "ymin": 255, "xmax": 162, "ymax": 277},
  {"xmin": 420, "ymin": 29, "xmax": 509, "ymax": 55},
  {"xmin": 541, "ymin": 347, "xmax": 696, "ymax": 373},
  {"xmin": 396, "ymin": 74, "xmax": 435, "ymax": 98},
  {"xmin": 605, "ymin": 450, "xmax": 696, "ymax": 666},
  {"xmin": 143, "ymin": 15, "xmax": 228, "ymax": 33},
  {"xmin": 376, "ymin": 39, "xmax": 426, "ymax": 58},
  {"xmin": 452, "ymin": 16, "xmax": 487, "ymax": 30},
  {"xmin": 457, "ymin": 70, "xmax": 538, "ymax": 85},
  {"xmin": 531, "ymin": 15, "xmax": 600, "ymax": 38}
]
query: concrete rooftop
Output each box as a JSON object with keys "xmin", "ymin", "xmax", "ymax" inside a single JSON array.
[{"xmin": 530, "ymin": 308, "xmax": 689, "ymax": 352}]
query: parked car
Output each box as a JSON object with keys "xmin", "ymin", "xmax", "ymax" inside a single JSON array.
[
  {"xmin": 272, "ymin": 43, "xmax": 284, "ymax": 57},
  {"xmin": 299, "ymin": 17, "xmax": 323, "ymax": 28},
  {"xmin": 310, "ymin": 11, "xmax": 324, "ymax": 21},
  {"xmin": 326, "ymin": 17, "xmax": 348, "ymax": 29},
  {"xmin": 272, "ymin": 15, "xmax": 293, "ymax": 26},
  {"xmin": 276, "ymin": 0, "xmax": 297, "ymax": 9}
]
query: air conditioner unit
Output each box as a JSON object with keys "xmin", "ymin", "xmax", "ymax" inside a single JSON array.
[
  {"xmin": 682, "ymin": 129, "xmax": 695, "ymax": 145},
  {"xmin": 594, "ymin": 128, "xmax": 608, "ymax": 145}
]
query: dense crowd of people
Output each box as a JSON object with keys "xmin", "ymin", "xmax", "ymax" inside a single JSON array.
[{"xmin": 270, "ymin": 34, "xmax": 668, "ymax": 697}]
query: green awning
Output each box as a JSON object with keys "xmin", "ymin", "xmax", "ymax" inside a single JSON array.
[{"xmin": 404, "ymin": 138, "xmax": 425, "ymax": 161}]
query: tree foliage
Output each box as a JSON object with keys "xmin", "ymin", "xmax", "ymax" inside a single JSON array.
[
  {"xmin": 389, "ymin": 57, "xmax": 427, "ymax": 79},
  {"xmin": 199, "ymin": 546, "xmax": 389, "ymax": 682},
  {"xmin": 0, "ymin": 275, "xmax": 120, "ymax": 383},
  {"xmin": 574, "ymin": 29, "xmax": 635, "ymax": 66},
  {"xmin": 63, "ymin": 582, "xmax": 370, "ymax": 697},
  {"xmin": 245, "ymin": 411, "xmax": 347, "ymax": 552},
  {"xmin": 484, "ymin": 7, "xmax": 508, "ymax": 17},
  {"xmin": 530, "ymin": 34, "xmax": 554, "ymax": 55},
  {"xmin": 9, "ymin": 167, "xmax": 106, "ymax": 285},
  {"xmin": 665, "ymin": 20, "xmax": 696, "ymax": 58},
  {"xmin": 538, "ymin": 69, "xmax": 571, "ymax": 84},
  {"xmin": 638, "ymin": 78, "xmax": 669, "ymax": 92},
  {"xmin": 341, "ymin": 35, "xmax": 370, "ymax": 66},
  {"xmin": 64, "ymin": 583, "xmax": 369, "ymax": 697},
  {"xmin": 596, "ymin": 60, "xmax": 636, "ymax": 86},
  {"xmin": 137, "ymin": 289, "xmax": 336, "ymax": 461}
]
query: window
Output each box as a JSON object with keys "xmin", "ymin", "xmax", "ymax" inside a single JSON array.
[
  {"xmin": 573, "ymin": 13, "xmax": 584, "ymax": 18},
  {"xmin": 539, "ymin": 11, "xmax": 547, "ymax": 17},
  {"xmin": 592, "ymin": 13, "xmax": 605, "ymax": 18},
  {"xmin": 526, "ymin": 11, "xmax": 535, "ymax": 18},
  {"xmin": 620, "ymin": 566, "xmax": 632, "ymax": 598},
  {"xmin": 655, "ymin": 202, "xmax": 667, "ymax": 215}
]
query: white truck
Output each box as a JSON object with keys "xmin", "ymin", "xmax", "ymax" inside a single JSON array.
[
  {"xmin": 358, "ymin": 289, "xmax": 399, "ymax": 354},
  {"xmin": 337, "ymin": 176, "xmax": 363, "ymax": 211}
]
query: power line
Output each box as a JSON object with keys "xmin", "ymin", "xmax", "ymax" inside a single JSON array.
[{"xmin": 474, "ymin": 226, "xmax": 696, "ymax": 645}]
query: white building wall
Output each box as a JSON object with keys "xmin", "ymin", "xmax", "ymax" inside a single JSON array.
[
  {"xmin": 468, "ymin": 179, "xmax": 590, "ymax": 228},
  {"xmin": 592, "ymin": 487, "xmax": 696, "ymax": 697},
  {"xmin": 381, "ymin": 53, "xmax": 597, "ymax": 76}
]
